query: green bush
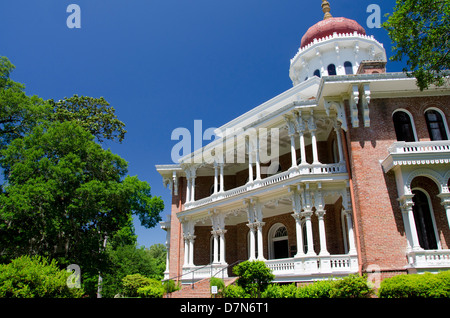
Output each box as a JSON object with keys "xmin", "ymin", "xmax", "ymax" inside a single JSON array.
[
  {"xmin": 232, "ymin": 261, "xmax": 275, "ymax": 297},
  {"xmin": 296, "ymin": 279, "xmax": 335, "ymax": 298},
  {"xmin": 378, "ymin": 271, "xmax": 450, "ymax": 298},
  {"xmin": 210, "ymin": 277, "xmax": 225, "ymax": 296},
  {"xmin": 137, "ymin": 280, "xmax": 165, "ymax": 298},
  {"xmin": 329, "ymin": 274, "xmax": 374, "ymax": 298},
  {"xmin": 0, "ymin": 255, "xmax": 84, "ymax": 298},
  {"xmin": 223, "ymin": 284, "xmax": 248, "ymax": 298},
  {"xmin": 262, "ymin": 283, "xmax": 298, "ymax": 298},
  {"xmin": 162, "ymin": 279, "xmax": 180, "ymax": 294},
  {"xmin": 121, "ymin": 274, "xmax": 156, "ymax": 297}
]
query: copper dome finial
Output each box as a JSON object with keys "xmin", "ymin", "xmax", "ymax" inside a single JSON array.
[{"xmin": 322, "ymin": 0, "xmax": 333, "ymax": 19}]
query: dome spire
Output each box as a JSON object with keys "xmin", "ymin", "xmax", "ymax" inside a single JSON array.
[{"xmin": 321, "ymin": 0, "xmax": 333, "ymax": 20}]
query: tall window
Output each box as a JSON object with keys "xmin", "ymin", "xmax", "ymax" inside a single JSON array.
[
  {"xmin": 412, "ymin": 189, "xmax": 438, "ymax": 250},
  {"xmin": 344, "ymin": 61, "xmax": 353, "ymax": 75},
  {"xmin": 393, "ymin": 110, "xmax": 416, "ymax": 142},
  {"xmin": 269, "ymin": 224, "xmax": 289, "ymax": 259},
  {"xmin": 425, "ymin": 109, "xmax": 448, "ymax": 141},
  {"xmin": 313, "ymin": 69, "xmax": 321, "ymax": 78},
  {"xmin": 327, "ymin": 64, "xmax": 337, "ymax": 76}
]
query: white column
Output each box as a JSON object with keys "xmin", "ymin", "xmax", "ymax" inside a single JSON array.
[
  {"xmin": 310, "ymin": 129, "xmax": 320, "ymax": 165},
  {"xmin": 219, "ymin": 163, "xmax": 224, "ymax": 193},
  {"xmin": 334, "ymin": 124, "xmax": 344, "ymax": 163},
  {"xmin": 255, "ymin": 137, "xmax": 261, "ymax": 181},
  {"xmin": 256, "ymin": 222, "xmax": 265, "ymax": 260},
  {"xmin": 191, "ymin": 176, "xmax": 196, "ymax": 202},
  {"xmin": 298, "ymin": 131, "xmax": 307, "ymax": 165},
  {"xmin": 247, "ymin": 224, "xmax": 256, "ymax": 260},
  {"xmin": 212, "ymin": 231, "xmax": 219, "ymax": 264},
  {"xmin": 344, "ymin": 210, "xmax": 357, "ymax": 254},
  {"xmin": 248, "ymin": 152, "xmax": 254, "ymax": 183},
  {"xmin": 303, "ymin": 211, "xmax": 315, "ymax": 255},
  {"xmin": 188, "ymin": 236, "xmax": 195, "ymax": 266},
  {"xmin": 219, "ymin": 230, "xmax": 227, "ymax": 264},
  {"xmin": 401, "ymin": 196, "xmax": 422, "ymax": 251},
  {"xmin": 183, "ymin": 237, "xmax": 189, "ymax": 267},
  {"xmin": 292, "ymin": 213, "xmax": 304, "ymax": 257},
  {"xmin": 438, "ymin": 193, "xmax": 450, "ymax": 229},
  {"xmin": 289, "ymin": 133, "xmax": 297, "ymax": 169},
  {"xmin": 186, "ymin": 178, "xmax": 191, "ymax": 204},
  {"xmin": 213, "ymin": 162, "xmax": 218, "ymax": 194},
  {"xmin": 316, "ymin": 209, "xmax": 329, "ymax": 256}
]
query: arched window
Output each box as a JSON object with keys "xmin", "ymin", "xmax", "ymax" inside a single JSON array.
[
  {"xmin": 425, "ymin": 109, "xmax": 448, "ymax": 141},
  {"xmin": 412, "ymin": 189, "xmax": 439, "ymax": 250},
  {"xmin": 393, "ymin": 110, "xmax": 416, "ymax": 142},
  {"xmin": 268, "ymin": 224, "xmax": 289, "ymax": 259},
  {"xmin": 327, "ymin": 64, "xmax": 337, "ymax": 76},
  {"xmin": 344, "ymin": 61, "xmax": 353, "ymax": 75},
  {"xmin": 313, "ymin": 69, "xmax": 321, "ymax": 78}
]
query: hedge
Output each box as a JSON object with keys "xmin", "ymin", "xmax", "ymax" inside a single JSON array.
[{"xmin": 378, "ymin": 271, "xmax": 450, "ymax": 298}]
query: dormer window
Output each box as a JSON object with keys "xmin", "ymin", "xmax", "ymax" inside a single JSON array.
[
  {"xmin": 313, "ymin": 69, "xmax": 321, "ymax": 78},
  {"xmin": 344, "ymin": 61, "xmax": 353, "ymax": 75}
]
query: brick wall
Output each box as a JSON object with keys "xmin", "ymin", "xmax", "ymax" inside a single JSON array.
[{"xmin": 345, "ymin": 95, "xmax": 450, "ymax": 273}]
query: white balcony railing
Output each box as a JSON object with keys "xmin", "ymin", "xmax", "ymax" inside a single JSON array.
[
  {"xmin": 382, "ymin": 140, "xmax": 450, "ymax": 172},
  {"xmin": 184, "ymin": 162, "xmax": 347, "ymax": 211},
  {"xmin": 407, "ymin": 249, "xmax": 450, "ymax": 270}
]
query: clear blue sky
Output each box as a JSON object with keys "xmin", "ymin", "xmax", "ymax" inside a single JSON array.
[{"xmin": 0, "ymin": 0, "xmax": 404, "ymax": 248}]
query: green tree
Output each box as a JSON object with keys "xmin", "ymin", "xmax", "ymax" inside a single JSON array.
[
  {"xmin": 232, "ymin": 261, "xmax": 274, "ymax": 298},
  {"xmin": 383, "ymin": 0, "xmax": 450, "ymax": 90}
]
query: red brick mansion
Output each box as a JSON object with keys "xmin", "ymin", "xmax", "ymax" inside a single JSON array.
[{"xmin": 157, "ymin": 1, "xmax": 450, "ymax": 284}]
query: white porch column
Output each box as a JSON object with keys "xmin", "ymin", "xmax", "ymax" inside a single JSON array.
[
  {"xmin": 191, "ymin": 176, "xmax": 196, "ymax": 202},
  {"xmin": 213, "ymin": 162, "xmax": 219, "ymax": 194},
  {"xmin": 256, "ymin": 222, "xmax": 265, "ymax": 261},
  {"xmin": 438, "ymin": 193, "xmax": 450, "ymax": 229},
  {"xmin": 255, "ymin": 136, "xmax": 261, "ymax": 181},
  {"xmin": 292, "ymin": 213, "xmax": 304, "ymax": 257},
  {"xmin": 186, "ymin": 178, "xmax": 191, "ymax": 204},
  {"xmin": 247, "ymin": 224, "xmax": 256, "ymax": 260},
  {"xmin": 334, "ymin": 123, "xmax": 344, "ymax": 163},
  {"xmin": 295, "ymin": 112, "xmax": 307, "ymax": 166},
  {"xmin": 219, "ymin": 163, "xmax": 224, "ymax": 193},
  {"xmin": 219, "ymin": 230, "xmax": 227, "ymax": 264},
  {"xmin": 248, "ymin": 151, "xmax": 254, "ymax": 183},
  {"xmin": 316, "ymin": 209, "xmax": 329, "ymax": 256},
  {"xmin": 400, "ymin": 195, "xmax": 422, "ymax": 251},
  {"xmin": 183, "ymin": 236, "xmax": 190, "ymax": 267},
  {"xmin": 212, "ymin": 231, "xmax": 219, "ymax": 264},
  {"xmin": 308, "ymin": 113, "xmax": 320, "ymax": 165},
  {"xmin": 344, "ymin": 210, "xmax": 357, "ymax": 254},
  {"xmin": 303, "ymin": 211, "xmax": 316, "ymax": 255},
  {"xmin": 289, "ymin": 133, "xmax": 297, "ymax": 169},
  {"xmin": 188, "ymin": 236, "xmax": 195, "ymax": 266}
]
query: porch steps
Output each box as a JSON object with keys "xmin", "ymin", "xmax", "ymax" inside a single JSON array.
[{"xmin": 168, "ymin": 277, "xmax": 237, "ymax": 298}]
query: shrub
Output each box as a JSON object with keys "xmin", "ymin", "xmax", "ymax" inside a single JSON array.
[
  {"xmin": 262, "ymin": 283, "xmax": 297, "ymax": 298},
  {"xmin": 162, "ymin": 279, "xmax": 180, "ymax": 294},
  {"xmin": 121, "ymin": 274, "xmax": 155, "ymax": 297},
  {"xmin": 210, "ymin": 277, "xmax": 225, "ymax": 296},
  {"xmin": 0, "ymin": 255, "xmax": 84, "ymax": 298},
  {"xmin": 329, "ymin": 274, "xmax": 374, "ymax": 298},
  {"xmin": 378, "ymin": 271, "xmax": 450, "ymax": 298},
  {"xmin": 232, "ymin": 261, "xmax": 274, "ymax": 297},
  {"xmin": 137, "ymin": 280, "xmax": 165, "ymax": 298},
  {"xmin": 223, "ymin": 284, "xmax": 248, "ymax": 298},
  {"xmin": 296, "ymin": 280, "xmax": 335, "ymax": 298}
]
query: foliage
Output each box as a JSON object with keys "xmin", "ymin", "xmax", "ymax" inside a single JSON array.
[
  {"xmin": 0, "ymin": 255, "xmax": 84, "ymax": 298},
  {"xmin": 230, "ymin": 274, "xmax": 373, "ymax": 298},
  {"xmin": 162, "ymin": 279, "xmax": 180, "ymax": 294},
  {"xmin": 378, "ymin": 271, "xmax": 450, "ymax": 298},
  {"xmin": 382, "ymin": 0, "xmax": 450, "ymax": 90},
  {"xmin": 329, "ymin": 274, "xmax": 374, "ymax": 298},
  {"xmin": 101, "ymin": 243, "xmax": 166, "ymax": 298},
  {"xmin": 232, "ymin": 261, "xmax": 275, "ymax": 297},
  {"xmin": 0, "ymin": 56, "xmax": 164, "ymax": 297},
  {"xmin": 121, "ymin": 274, "xmax": 154, "ymax": 297},
  {"xmin": 223, "ymin": 284, "xmax": 249, "ymax": 298},
  {"xmin": 137, "ymin": 279, "xmax": 165, "ymax": 298},
  {"xmin": 49, "ymin": 95, "xmax": 127, "ymax": 143},
  {"xmin": 210, "ymin": 277, "xmax": 225, "ymax": 296}
]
